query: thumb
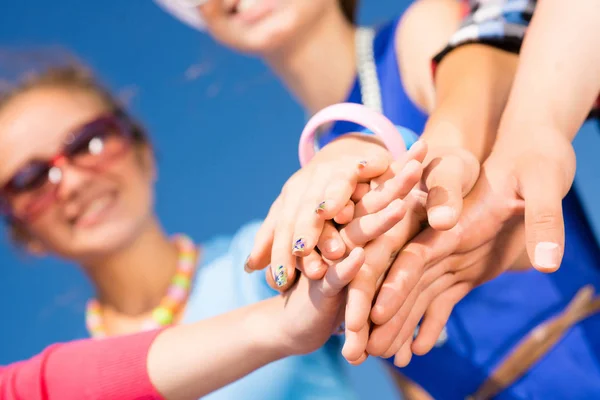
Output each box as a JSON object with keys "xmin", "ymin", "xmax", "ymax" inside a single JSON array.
[
  {"xmin": 517, "ymin": 156, "xmax": 570, "ymax": 273},
  {"xmin": 423, "ymin": 149, "xmax": 479, "ymax": 230}
]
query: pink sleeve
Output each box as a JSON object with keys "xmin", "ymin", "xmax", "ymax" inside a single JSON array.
[{"xmin": 0, "ymin": 329, "xmax": 164, "ymax": 400}]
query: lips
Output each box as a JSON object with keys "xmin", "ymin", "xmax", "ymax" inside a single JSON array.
[
  {"xmin": 230, "ymin": 0, "xmax": 276, "ymax": 23},
  {"xmin": 67, "ymin": 191, "xmax": 117, "ymax": 228}
]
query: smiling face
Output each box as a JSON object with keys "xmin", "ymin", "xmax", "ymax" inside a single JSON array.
[
  {"xmin": 199, "ymin": 0, "xmax": 346, "ymax": 54},
  {"xmin": 0, "ymin": 85, "xmax": 156, "ymax": 260}
]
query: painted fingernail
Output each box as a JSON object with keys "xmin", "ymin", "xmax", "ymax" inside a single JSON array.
[
  {"xmin": 534, "ymin": 242, "xmax": 560, "ymax": 271},
  {"xmin": 292, "ymin": 238, "xmax": 306, "ymax": 255},
  {"xmin": 357, "ymin": 160, "xmax": 368, "ymax": 168},
  {"xmin": 322, "ymin": 239, "xmax": 341, "ymax": 253},
  {"xmin": 315, "ymin": 201, "xmax": 326, "ymax": 214},
  {"xmin": 244, "ymin": 255, "xmax": 253, "ymax": 273},
  {"xmin": 273, "ymin": 265, "xmax": 288, "ymax": 287}
]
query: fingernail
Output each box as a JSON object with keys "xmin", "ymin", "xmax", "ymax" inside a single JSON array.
[
  {"xmin": 292, "ymin": 237, "xmax": 306, "ymax": 255},
  {"xmin": 322, "ymin": 239, "xmax": 341, "ymax": 253},
  {"xmin": 428, "ymin": 206, "xmax": 456, "ymax": 225},
  {"xmin": 357, "ymin": 160, "xmax": 368, "ymax": 169},
  {"xmin": 315, "ymin": 201, "xmax": 326, "ymax": 214},
  {"xmin": 534, "ymin": 242, "xmax": 560, "ymax": 270},
  {"xmin": 273, "ymin": 265, "xmax": 288, "ymax": 287},
  {"xmin": 244, "ymin": 256, "xmax": 253, "ymax": 273}
]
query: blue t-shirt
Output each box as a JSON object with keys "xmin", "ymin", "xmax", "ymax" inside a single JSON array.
[{"xmin": 181, "ymin": 221, "xmax": 358, "ymax": 400}]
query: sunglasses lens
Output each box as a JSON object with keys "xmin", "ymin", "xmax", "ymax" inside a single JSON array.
[{"xmin": 68, "ymin": 118, "xmax": 129, "ymax": 167}]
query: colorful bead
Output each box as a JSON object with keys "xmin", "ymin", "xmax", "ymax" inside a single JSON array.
[
  {"xmin": 85, "ymin": 234, "xmax": 198, "ymax": 338},
  {"xmin": 172, "ymin": 274, "xmax": 190, "ymax": 289},
  {"xmin": 152, "ymin": 307, "xmax": 173, "ymax": 325},
  {"xmin": 167, "ymin": 285, "xmax": 188, "ymax": 302}
]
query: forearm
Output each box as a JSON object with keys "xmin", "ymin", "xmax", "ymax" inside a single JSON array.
[
  {"xmin": 0, "ymin": 330, "xmax": 162, "ymax": 400},
  {"xmin": 149, "ymin": 297, "xmax": 284, "ymax": 400},
  {"xmin": 0, "ymin": 299, "xmax": 284, "ymax": 400},
  {"xmin": 425, "ymin": 44, "xmax": 518, "ymax": 161},
  {"xmin": 498, "ymin": 0, "xmax": 600, "ymax": 144}
]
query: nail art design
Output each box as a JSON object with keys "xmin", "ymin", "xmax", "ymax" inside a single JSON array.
[
  {"xmin": 273, "ymin": 265, "xmax": 287, "ymax": 287},
  {"xmin": 358, "ymin": 160, "xmax": 368, "ymax": 168},
  {"xmin": 315, "ymin": 201, "xmax": 326, "ymax": 213},
  {"xmin": 292, "ymin": 238, "xmax": 306, "ymax": 254},
  {"xmin": 244, "ymin": 255, "xmax": 253, "ymax": 273}
]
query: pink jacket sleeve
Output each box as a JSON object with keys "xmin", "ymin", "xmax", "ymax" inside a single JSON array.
[{"xmin": 0, "ymin": 329, "xmax": 163, "ymax": 400}]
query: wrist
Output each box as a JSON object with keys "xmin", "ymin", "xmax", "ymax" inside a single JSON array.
[
  {"xmin": 247, "ymin": 297, "xmax": 291, "ymax": 359},
  {"xmin": 428, "ymin": 45, "xmax": 518, "ymax": 161},
  {"xmin": 493, "ymin": 123, "xmax": 575, "ymax": 161}
]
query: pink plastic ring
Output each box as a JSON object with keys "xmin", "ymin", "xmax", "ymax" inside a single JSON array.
[{"xmin": 298, "ymin": 103, "xmax": 407, "ymax": 166}]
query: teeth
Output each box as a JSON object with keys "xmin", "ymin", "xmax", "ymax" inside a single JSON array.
[
  {"xmin": 79, "ymin": 197, "xmax": 111, "ymax": 222},
  {"xmin": 237, "ymin": 0, "xmax": 258, "ymax": 12}
]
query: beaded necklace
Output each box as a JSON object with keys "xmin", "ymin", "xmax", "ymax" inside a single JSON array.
[{"xmin": 85, "ymin": 234, "xmax": 198, "ymax": 338}]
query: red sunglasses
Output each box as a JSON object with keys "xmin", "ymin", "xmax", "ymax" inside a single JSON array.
[{"xmin": 0, "ymin": 113, "xmax": 134, "ymax": 221}]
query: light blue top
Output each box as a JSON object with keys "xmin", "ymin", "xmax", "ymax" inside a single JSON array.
[{"xmin": 181, "ymin": 221, "xmax": 359, "ymax": 400}]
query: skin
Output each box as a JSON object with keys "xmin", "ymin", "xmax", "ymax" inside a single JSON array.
[
  {"xmin": 0, "ymin": 86, "xmax": 185, "ymax": 334},
  {"xmin": 195, "ymin": 0, "xmax": 522, "ymax": 369}
]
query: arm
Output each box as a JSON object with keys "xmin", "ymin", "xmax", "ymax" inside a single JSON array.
[
  {"xmin": 497, "ymin": 0, "xmax": 600, "ymax": 143},
  {"xmin": 394, "ymin": 0, "xmax": 518, "ymax": 231},
  {"xmin": 0, "ymin": 249, "xmax": 366, "ymax": 400},
  {"xmin": 489, "ymin": 0, "xmax": 600, "ymax": 271},
  {"xmin": 0, "ymin": 330, "xmax": 163, "ymax": 400}
]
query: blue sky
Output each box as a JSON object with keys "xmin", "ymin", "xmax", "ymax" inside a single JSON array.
[{"xmin": 0, "ymin": 1, "xmax": 599, "ymax": 399}]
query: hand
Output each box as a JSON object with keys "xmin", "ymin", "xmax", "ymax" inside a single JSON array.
[
  {"xmin": 367, "ymin": 129, "xmax": 576, "ymax": 365},
  {"xmin": 340, "ymin": 142, "xmax": 480, "ymax": 364},
  {"xmin": 247, "ymin": 136, "xmax": 427, "ymax": 291},
  {"xmin": 245, "ymin": 135, "xmax": 391, "ymax": 289},
  {"xmin": 276, "ymin": 247, "xmax": 366, "ymax": 356}
]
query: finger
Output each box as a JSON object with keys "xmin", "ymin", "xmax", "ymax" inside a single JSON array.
[
  {"xmin": 297, "ymin": 250, "xmax": 329, "ymax": 280},
  {"xmin": 423, "ymin": 151, "xmax": 479, "ymax": 231},
  {"xmin": 354, "ymin": 159, "xmax": 423, "ymax": 218},
  {"xmin": 341, "ymin": 198, "xmax": 407, "ymax": 250},
  {"xmin": 317, "ymin": 221, "xmax": 346, "ymax": 261},
  {"xmin": 393, "ymin": 335, "xmax": 414, "ymax": 368},
  {"xmin": 369, "ymin": 279, "xmax": 422, "ymax": 358},
  {"xmin": 412, "ymin": 282, "xmax": 470, "ymax": 355},
  {"xmin": 271, "ymin": 193, "xmax": 301, "ymax": 291},
  {"xmin": 517, "ymin": 159, "xmax": 566, "ymax": 273},
  {"xmin": 316, "ymin": 167, "xmax": 360, "ymax": 220},
  {"xmin": 353, "ymin": 140, "xmax": 426, "ymax": 218},
  {"xmin": 376, "ymin": 270, "xmax": 456, "ymax": 357},
  {"xmin": 342, "ymin": 322, "xmax": 370, "ymax": 364},
  {"xmin": 291, "ymin": 167, "xmax": 338, "ymax": 258},
  {"xmin": 320, "ymin": 247, "xmax": 365, "ymax": 297},
  {"xmin": 247, "ymin": 196, "xmax": 282, "ymax": 271},
  {"xmin": 352, "ymin": 183, "xmax": 371, "ymax": 202},
  {"xmin": 406, "ymin": 139, "xmax": 428, "ymax": 164},
  {"xmin": 371, "ymin": 226, "xmax": 459, "ymax": 324},
  {"xmin": 334, "ymin": 200, "xmax": 355, "ymax": 225}
]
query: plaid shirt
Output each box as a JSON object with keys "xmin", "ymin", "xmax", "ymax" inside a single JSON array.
[{"xmin": 433, "ymin": 0, "xmax": 600, "ymax": 119}]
